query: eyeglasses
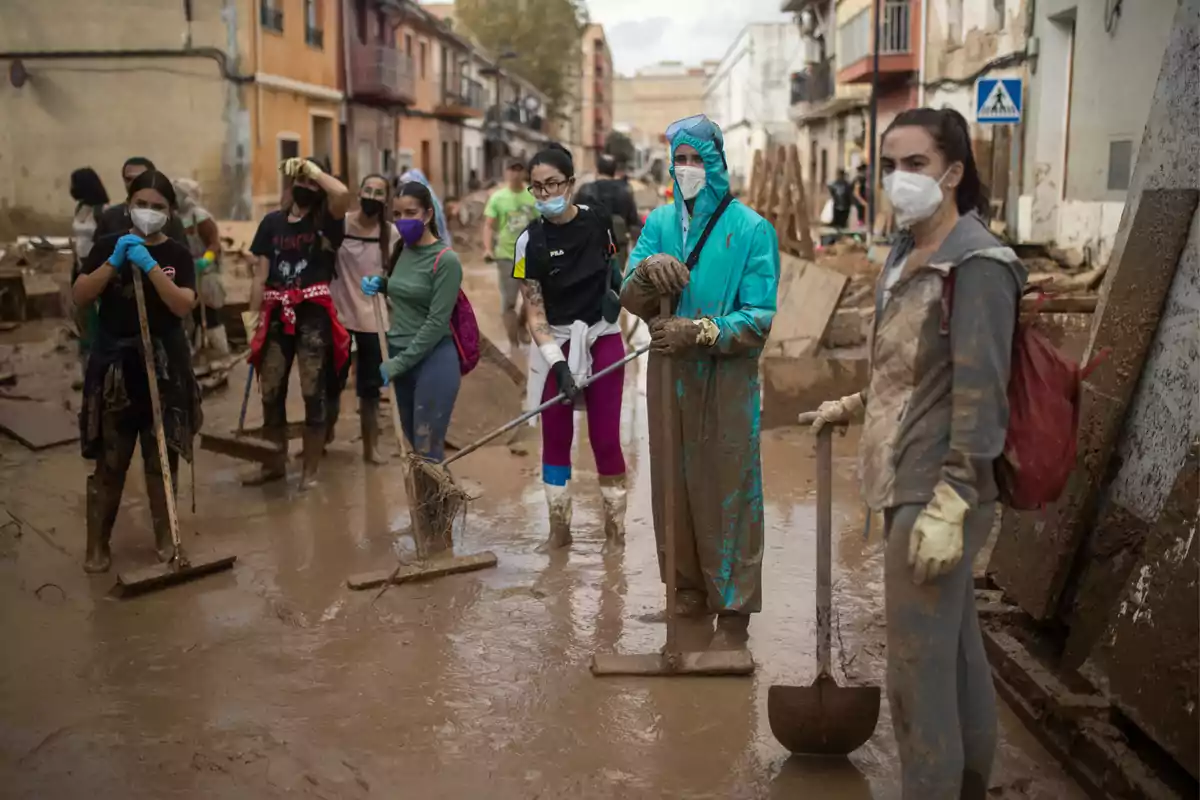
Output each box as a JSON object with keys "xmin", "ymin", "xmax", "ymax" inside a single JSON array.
[{"xmin": 529, "ymin": 179, "xmax": 570, "ymax": 197}]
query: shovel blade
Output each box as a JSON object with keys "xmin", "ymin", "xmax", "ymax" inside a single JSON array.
[{"xmin": 768, "ymin": 674, "xmax": 881, "ymax": 756}]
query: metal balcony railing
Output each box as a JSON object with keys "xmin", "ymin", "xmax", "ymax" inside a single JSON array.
[
  {"xmin": 443, "ymin": 76, "xmax": 485, "ymax": 111},
  {"xmin": 790, "ymin": 59, "xmax": 835, "ymax": 105},
  {"xmin": 349, "ymin": 44, "xmax": 415, "ymax": 101},
  {"xmin": 261, "ymin": 1, "xmax": 283, "ymax": 32},
  {"xmin": 305, "ymin": 25, "xmax": 324, "ymax": 49},
  {"xmin": 880, "ymin": 0, "xmax": 911, "ymax": 54}
]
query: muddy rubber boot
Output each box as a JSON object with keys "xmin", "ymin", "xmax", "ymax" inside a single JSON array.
[
  {"xmin": 205, "ymin": 324, "xmax": 231, "ymax": 357},
  {"xmin": 599, "ymin": 474, "xmax": 627, "ymax": 555},
  {"xmin": 675, "ymin": 589, "xmax": 709, "ymax": 618},
  {"xmin": 325, "ymin": 396, "xmax": 341, "ymax": 446},
  {"xmin": 537, "ymin": 482, "xmax": 573, "ymax": 553},
  {"xmin": 242, "ymin": 425, "xmax": 288, "ymax": 486},
  {"xmin": 710, "ymin": 613, "xmax": 751, "ymax": 651},
  {"xmin": 145, "ymin": 470, "xmax": 177, "ymax": 563},
  {"xmin": 83, "ymin": 476, "xmax": 113, "ymax": 574},
  {"xmin": 359, "ymin": 397, "xmax": 388, "ymax": 464},
  {"xmin": 299, "ymin": 425, "xmax": 325, "ymax": 490}
]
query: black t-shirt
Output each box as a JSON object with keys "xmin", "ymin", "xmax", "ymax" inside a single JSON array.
[
  {"xmin": 250, "ymin": 209, "xmax": 346, "ymax": 289},
  {"xmin": 514, "ymin": 205, "xmax": 614, "ymax": 327},
  {"xmin": 82, "ymin": 233, "xmax": 196, "ymax": 338},
  {"xmin": 577, "ymin": 179, "xmax": 640, "ymax": 239},
  {"xmin": 829, "ymin": 179, "xmax": 853, "ymax": 210}
]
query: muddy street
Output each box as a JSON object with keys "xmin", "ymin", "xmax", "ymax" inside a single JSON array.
[{"xmin": 0, "ymin": 257, "xmax": 1082, "ymax": 799}]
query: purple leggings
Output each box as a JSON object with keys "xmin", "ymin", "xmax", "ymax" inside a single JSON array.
[{"xmin": 541, "ymin": 333, "xmax": 626, "ymax": 481}]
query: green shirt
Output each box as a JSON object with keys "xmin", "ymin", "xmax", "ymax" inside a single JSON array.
[
  {"xmin": 385, "ymin": 243, "xmax": 462, "ymax": 376},
  {"xmin": 484, "ymin": 186, "xmax": 538, "ymax": 260}
]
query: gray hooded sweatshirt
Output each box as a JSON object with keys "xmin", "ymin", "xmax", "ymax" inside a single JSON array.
[{"xmin": 860, "ymin": 212, "xmax": 1027, "ymax": 511}]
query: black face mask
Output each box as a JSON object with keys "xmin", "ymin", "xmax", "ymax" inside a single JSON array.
[
  {"xmin": 292, "ymin": 185, "xmax": 322, "ymax": 209},
  {"xmin": 360, "ymin": 198, "xmax": 383, "ymax": 218}
]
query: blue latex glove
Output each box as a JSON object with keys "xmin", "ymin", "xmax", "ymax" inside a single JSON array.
[
  {"xmin": 361, "ymin": 275, "xmax": 384, "ymax": 296},
  {"xmin": 127, "ymin": 244, "xmax": 158, "ymax": 274},
  {"xmin": 378, "ymin": 361, "xmax": 392, "ymax": 387},
  {"xmin": 111, "ymin": 234, "xmax": 144, "ymax": 268}
]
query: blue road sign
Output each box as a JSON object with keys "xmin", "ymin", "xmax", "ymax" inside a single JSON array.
[{"xmin": 975, "ymin": 77, "xmax": 1023, "ymax": 124}]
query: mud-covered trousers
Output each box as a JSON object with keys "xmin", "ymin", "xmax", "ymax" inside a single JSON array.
[
  {"xmin": 885, "ymin": 501, "xmax": 998, "ymax": 800},
  {"xmin": 95, "ymin": 413, "xmax": 178, "ymax": 533},
  {"xmin": 388, "ymin": 335, "xmax": 460, "ymax": 461},
  {"xmin": 258, "ymin": 303, "xmax": 341, "ymax": 431}
]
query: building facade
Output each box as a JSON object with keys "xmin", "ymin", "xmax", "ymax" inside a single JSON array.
[
  {"xmin": 704, "ymin": 23, "xmax": 803, "ymax": 193},
  {"xmin": 613, "ymin": 60, "xmax": 716, "ymax": 174},
  {"xmin": 571, "ymin": 24, "xmax": 613, "ymax": 175}
]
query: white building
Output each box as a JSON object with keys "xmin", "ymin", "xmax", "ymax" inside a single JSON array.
[{"xmin": 704, "ymin": 23, "xmax": 803, "ymax": 192}]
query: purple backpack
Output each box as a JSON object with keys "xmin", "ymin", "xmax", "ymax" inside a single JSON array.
[{"xmin": 433, "ymin": 248, "xmax": 480, "ymax": 375}]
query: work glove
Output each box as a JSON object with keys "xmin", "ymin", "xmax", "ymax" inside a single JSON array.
[
  {"xmin": 798, "ymin": 391, "xmax": 866, "ymax": 433},
  {"xmin": 280, "ymin": 157, "xmax": 322, "ymax": 180},
  {"xmin": 908, "ymin": 482, "xmax": 970, "ymax": 585},
  {"xmin": 126, "ymin": 244, "xmax": 158, "ymax": 274},
  {"xmin": 379, "ymin": 362, "xmax": 392, "ymax": 388},
  {"xmin": 638, "ymin": 253, "xmax": 690, "ymax": 295},
  {"xmin": 195, "ymin": 250, "xmax": 215, "ymax": 274},
  {"xmin": 361, "ymin": 275, "xmax": 385, "ymax": 296},
  {"xmin": 550, "ymin": 361, "xmax": 579, "ymax": 402},
  {"xmin": 242, "ymin": 310, "xmax": 261, "ymax": 341},
  {"xmin": 111, "ymin": 234, "xmax": 144, "ymax": 268},
  {"xmin": 649, "ymin": 315, "xmax": 704, "ymax": 355}
]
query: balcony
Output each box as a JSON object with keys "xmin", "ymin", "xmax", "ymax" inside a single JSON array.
[
  {"xmin": 436, "ymin": 76, "xmax": 486, "ymax": 119},
  {"xmin": 305, "ymin": 25, "xmax": 324, "ymax": 49},
  {"xmin": 349, "ymin": 43, "xmax": 415, "ymax": 104},
  {"xmin": 790, "ymin": 59, "xmax": 834, "ymax": 106},
  {"xmin": 837, "ymin": 0, "xmax": 919, "ymax": 84}
]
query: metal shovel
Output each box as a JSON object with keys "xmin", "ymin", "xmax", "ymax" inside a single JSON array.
[{"xmin": 767, "ymin": 424, "xmax": 879, "ymax": 754}]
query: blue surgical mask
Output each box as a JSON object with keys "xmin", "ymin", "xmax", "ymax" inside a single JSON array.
[{"xmin": 536, "ymin": 195, "xmax": 568, "ymax": 217}]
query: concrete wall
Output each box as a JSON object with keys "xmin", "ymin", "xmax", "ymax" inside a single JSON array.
[
  {"xmin": 0, "ymin": 0, "xmax": 252, "ymax": 232},
  {"xmin": 1020, "ymin": 0, "xmax": 1179, "ymax": 262}
]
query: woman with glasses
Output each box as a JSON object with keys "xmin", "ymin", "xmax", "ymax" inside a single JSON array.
[{"xmin": 512, "ymin": 143, "xmax": 629, "ymax": 555}]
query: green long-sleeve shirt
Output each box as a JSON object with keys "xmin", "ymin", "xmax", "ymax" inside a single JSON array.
[{"xmin": 384, "ymin": 242, "xmax": 462, "ymax": 377}]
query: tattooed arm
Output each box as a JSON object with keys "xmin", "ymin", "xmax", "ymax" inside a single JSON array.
[{"xmin": 520, "ymin": 279, "xmax": 555, "ymax": 347}]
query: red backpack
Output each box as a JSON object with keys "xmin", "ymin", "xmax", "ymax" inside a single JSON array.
[
  {"xmin": 943, "ymin": 271, "xmax": 1106, "ymax": 510},
  {"xmin": 433, "ymin": 248, "xmax": 481, "ymax": 376}
]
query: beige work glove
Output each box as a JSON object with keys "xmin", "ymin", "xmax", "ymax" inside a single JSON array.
[
  {"xmin": 280, "ymin": 157, "xmax": 322, "ymax": 180},
  {"xmin": 797, "ymin": 391, "xmax": 865, "ymax": 433},
  {"xmin": 908, "ymin": 482, "xmax": 970, "ymax": 585},
  {"xmin": 242, "ymin": 310, "xmax": 261, "ymax": 341}
]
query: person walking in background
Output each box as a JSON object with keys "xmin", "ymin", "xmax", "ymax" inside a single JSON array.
[
  {"xmin": 360, "ymin": 181, "xmax": 462, "ymax": 462},
  {"xmin": 246, "ymin": 157, "xmax": 352, "ymax": 489},
  {"xmin": 94, "ymin": 157, "xmax": 189, "ymax": 246},
  {"xmin": 398, "ymin": 168, "xmax": 452, "ymax": 247},
  {"xmin": 69, "ymin": 167, "xmax": 110, "ymax": 376},
  {"xmin": 483, "ymin": 159, "xmax": 539, "ymax": 351},
  {"xmin": 330, "ymin": 174, "xmax": 400, "ymax": 465},
  {"xmin": 72, "ymin": 170, "xmax": 201, "ymax": 573},
  {"xmin": 514, "ymin": 143, "xmax": 629, "ymax": 555},
  {"xmin": 622, "ymin": 114, "xmax": 779, "ymax": 651},
  {"xmin": 805, "ymin": 107, "xmax": 1025, "ymax": 798},
  {"xmin": 577, "ymin": 154, "xmax": 644, "ymax": 343},
  {"xmin": 172, "ymin": 178, "xmax": 228, "ymax": 357},
  {"xmin": 828, "ymin": 168, "xmax": 854, "ymax": 230}
]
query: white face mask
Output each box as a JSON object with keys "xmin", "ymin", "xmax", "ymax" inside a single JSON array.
[
  {"xmin": 882, "ymin": 169, "xmax": 949, "ymax": 228},
  {"xmin": 675, "ymin": 166, "xmax": 707, "ymax": 200},
  {"xmin": 131, "ymin": 207, "xmax": 168, "ymax": 235}
]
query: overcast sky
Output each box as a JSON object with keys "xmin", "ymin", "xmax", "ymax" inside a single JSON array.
[{"xmin": 589, "ymin": 0, "xmax": 792, "ymax": 75}]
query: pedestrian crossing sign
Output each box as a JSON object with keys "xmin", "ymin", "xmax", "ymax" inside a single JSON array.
[{"xmin": 975, "ymin": 77, "xmax": 1023, "ymax": 124}]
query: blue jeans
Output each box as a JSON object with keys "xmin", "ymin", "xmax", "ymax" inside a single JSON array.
[{"xmin": 389, "ymin": 336, "xmax": 461, "ymax": 461}]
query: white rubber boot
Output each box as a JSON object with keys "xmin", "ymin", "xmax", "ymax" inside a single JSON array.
[
  {"xmin": 537, "ymin": 482, "xmax": 573, "ymax": 553},
  {"xmin": 599, "ymin": 474, "xmax": 627, "ymax": 555}
]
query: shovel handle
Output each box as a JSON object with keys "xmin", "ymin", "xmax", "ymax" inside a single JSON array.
[
  {"xmin": 236, "ymin": 364, "xmax": 254, "ymax": 436},
  {"xmin": 815, "ymin": 425, "xmax": 833, "ymax": 677},
  {"xmin": 660, "ymin": 296, "xmax": 678, "ymax": 658}
]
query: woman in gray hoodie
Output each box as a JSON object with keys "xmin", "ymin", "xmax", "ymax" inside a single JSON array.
[{"xmin": 808, "ymin": 107, "xmax": 1026, "ymax": 799}]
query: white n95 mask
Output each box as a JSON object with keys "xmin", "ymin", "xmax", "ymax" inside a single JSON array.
[{"xmin": 674, "ymin": 166, "xmax": 707, "ymax": 200}]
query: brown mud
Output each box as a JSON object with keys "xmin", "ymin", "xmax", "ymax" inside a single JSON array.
[{"xmin": 0, "ymin": 258, "xmax": 1084, "ymax": 799}]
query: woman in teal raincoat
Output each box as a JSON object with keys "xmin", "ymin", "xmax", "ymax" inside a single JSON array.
[{"xmin": 621, "ymin": 115, "xmax": 779, "ymax": 650}]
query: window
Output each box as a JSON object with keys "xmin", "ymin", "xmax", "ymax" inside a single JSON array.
[
  {"xmin": 304, "ymin": 0, "xmax": 324, "ymax": 49},
  {"xmin": 837, "ymin": 10, "xmax": 870, "ymax": 68},
  {"xmin": 278, "ymin": 136, "xmax": 300, "ymax": 193},
  {"xmin": 311, "ymin": 114, "xmax": 335, "ymax": 173},
  {"xmin": 260, "ymin": 0, "xmax": 283, "ymax": 33},
  {"xmin": 1107, "ymin": 140, "xmax": 1133, "ymax": 191},
  {"xmin": 419, "ymin": 41, "xmax": 427, "ymax": 78},
  {"xmin": 354, "ymin": 0, "xmax": 367, "ymax": 44},
  {"xmin": 405, "ymin": 33, "xmax": 413, "ymax": 57},
  {"xmin": 989, "ymin": 0, "xmax": 1006, "ymax": 30}
]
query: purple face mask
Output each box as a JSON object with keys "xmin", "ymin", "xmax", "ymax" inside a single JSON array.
[{"xmin": 396, "ymin": 218, "xmax": 426, "ymax": 245}]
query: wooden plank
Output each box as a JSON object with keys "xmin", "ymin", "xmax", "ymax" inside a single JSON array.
[
  {"xmin": 346, "ymin": 550, "xmax": 498, "ymax": 590},
  {"xmin": 0, "ymin": 399, "xmax": 78, "ymax": 450},
  {"xmin": 988, "ymin": 189, "xmax": 1199, "ymax": 620},
  {"xmin": 763, "ymin": 255, "xmax": 847, "ymax": 359},
  {"xmin": 1083, "ymin": 443, "xmax": 1199, "ymax": 780},
  {"xmin": 787, "ymin": 145, "xmax": 816, "ymax": 260}
]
